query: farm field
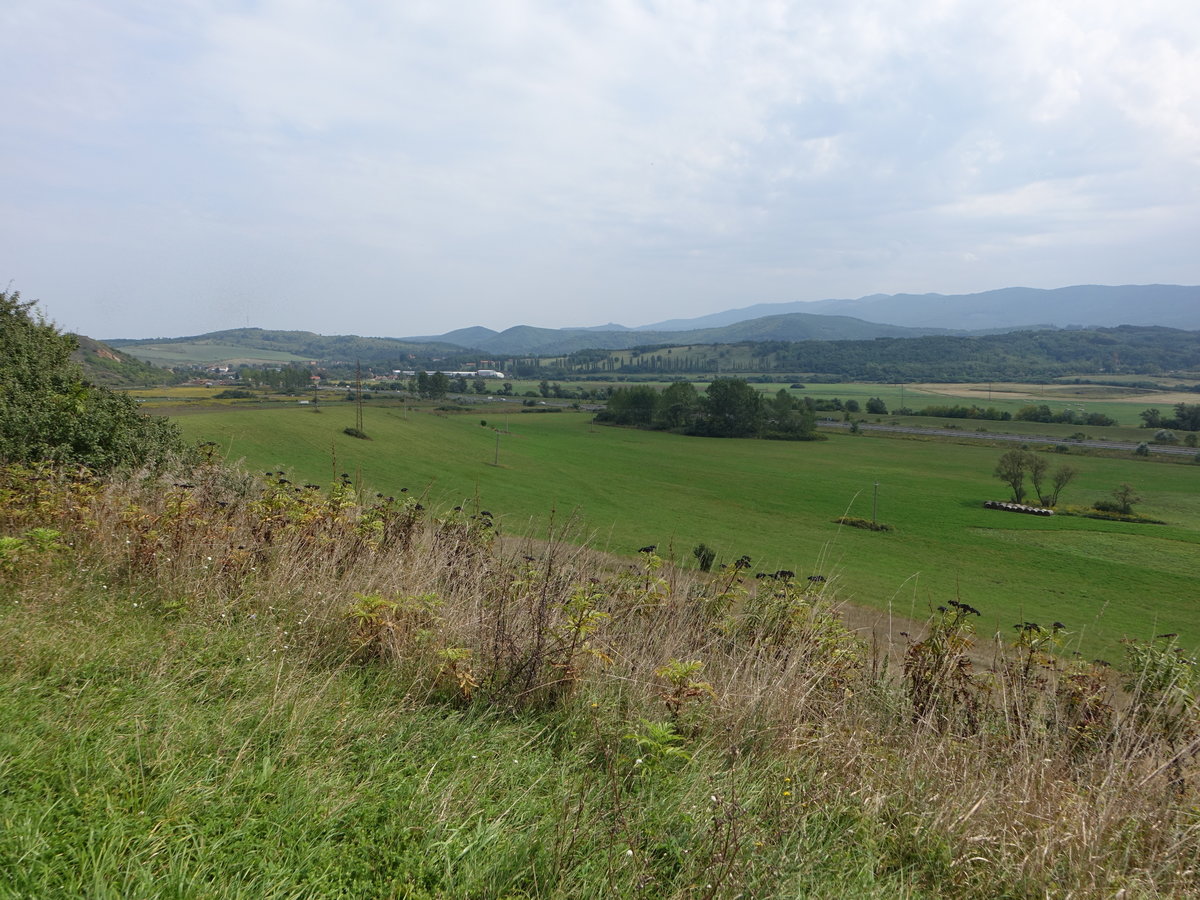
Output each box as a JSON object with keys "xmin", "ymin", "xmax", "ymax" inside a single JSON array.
[
  {"xmin": 473, "ymin": 378, "xmax": 1193, "ymax": 432},
  {"xmin": 174, "ymin": 401, "xmax": 1200, "ymax": 658},
  {"xmin": 119, "ymin": 341, "xmax": 314, "ymax": 366}
]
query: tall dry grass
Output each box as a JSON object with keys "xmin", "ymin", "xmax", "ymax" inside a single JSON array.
[{"xmin": 3, "ymin": 458, "xmax": 1200, "ymax": 896}]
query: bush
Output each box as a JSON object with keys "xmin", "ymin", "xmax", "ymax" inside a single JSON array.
[
  {"xmin": 0, "ymin": 290, "xmax": 183, "ymax": 471},
  {"xmin": 834, "ymin": 516, "xmax": 892, "ymax": 531}
]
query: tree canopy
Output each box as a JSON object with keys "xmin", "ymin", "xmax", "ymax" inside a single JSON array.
[
  {"xmin": 596, "ymin": 378, "xmax": 818, "ymax": 441},
  {"xmin": 1, "ymin": 291, "xmax": 183, "ymax": 471}
]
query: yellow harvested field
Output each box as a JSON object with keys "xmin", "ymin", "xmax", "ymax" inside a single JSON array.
[{"xmin": 125, "ymin": 386, "xmax": 229, "ymax": 399}]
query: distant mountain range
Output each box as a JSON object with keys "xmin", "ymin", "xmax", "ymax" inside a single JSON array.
[
  {"xmin": 108, "ymin": 284, "xmax": 1199, "ymax": 366},
  {"xmin": 410, "ymin": 313, "xmax": 948, "ymax": 356},
  {"xmin": 401, "ymin": 284, "xmax": 1199, "ymax": 353},
  {"xmin": 635, "ymin": 284, "xmax": 1200, "ymax": 332}
]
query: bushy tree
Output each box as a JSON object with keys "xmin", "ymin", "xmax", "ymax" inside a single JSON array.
[
  {"xmin": 994, "ymin": 449, "xmax": 1029, "ymax": 503},
  {"xmin": 596, "ymin": 385, "xmax": 659, "ymax": 426},
  {"xmin": 0, "ymin": 291, "xmax": 182, "ymax": 471},
  {"xmin": 698, "ymin": 378, "xmax": 764, "ymax": 438},
  {"xmin": 1173, "ymin": 403, "xmax": 1200, "ymax": 432},
  {"xmin": 654, "ymin": 382, "xmax": 700, "ymax": 430},
  {"xmin": 762, "ymin": 389, "xmax": 816, "ymax": 439}
]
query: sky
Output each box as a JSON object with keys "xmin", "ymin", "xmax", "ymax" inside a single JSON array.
[{"xmin": 2, "ymin": 1, "xmax": 1198, "ymax": 340}]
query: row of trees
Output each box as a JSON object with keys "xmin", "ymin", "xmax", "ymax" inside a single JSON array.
[
  {"xmin": 993, "ymin": 450, "xmax": 1077, "ymax": 507},
  {"xmin": 1013, "ymin": 405, "xmax": 1117, "ymax": 426},
  {"xmin": 596, "ymin": 379, "xmax": 819, "ymax": 440},
  {"xmin": 1141, "ymin": 404, "xmax": 1200, "ymax": 431}
]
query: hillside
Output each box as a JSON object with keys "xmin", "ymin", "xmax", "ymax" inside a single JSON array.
[
  {"xmin": 552, "ymin": 326, "xmax": 1200, "ymax": 381},
  {"xmin": 406, "ymin": 314, "xmax": 946, "ymax": 355},
  {"xmin": 70, "ymin": 334, "xmax": 178, "ymax": 386},
  {"xmin": 109, "ymin": 327, "xmax": 468, "ymax": 368}
]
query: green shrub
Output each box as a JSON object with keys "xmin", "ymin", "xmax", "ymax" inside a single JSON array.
[{"xmin": 0, "ymin": 291, "xmax": 183, "ymax": 472}]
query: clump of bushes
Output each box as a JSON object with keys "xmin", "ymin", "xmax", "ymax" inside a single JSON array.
[{"xmin": 833, "ymin": 516, "xmax": 892, "ymax": 531}]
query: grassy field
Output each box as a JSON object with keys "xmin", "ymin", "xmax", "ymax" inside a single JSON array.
[
  {"xmin": 173, "ymin": 401, "xmax": 1200, "ymax": 658},
  {"xmin": 120, "ymin": 341, "xmax": 315, "ymax": 366},
  {"xmin": 487, "ymin": 377, "xmax": 1191, "ymax": 431}
]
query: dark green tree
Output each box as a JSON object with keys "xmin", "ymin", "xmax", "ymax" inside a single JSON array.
[
  {"xmin": 696, "ymin": 378, "xmax": 765, "ymax": 438},
  {"xmin": 654, "ymin": 382, "xmax": 700, "ymax": 430},
  {"xmin": 763, "ymin": 389, "xmax": 816, "ymax": 439},
  {"xmin": 596, "ymin": 386, "xmax": 659, "ymax": 426},
  {"xmin": 428, "ymin": 372, "xmax": 450, "ymax": 399},
  {"xmin": 0, "ymin": 291, "xmax": 182, "ymax": 471},
  {"xmin": 1173, "ymin": 403, "xmax": 1200, "ymax": 431}
]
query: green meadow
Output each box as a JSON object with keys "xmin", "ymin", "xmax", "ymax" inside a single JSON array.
[
  {"xmin": 121, "ymin": 341, "xmax": 314, "ymax": 366},
  {"xmin": 174, "ymin": 401, "xmax": 1200, "ymax": 658}
]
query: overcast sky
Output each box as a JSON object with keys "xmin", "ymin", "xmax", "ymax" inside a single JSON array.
[{"xmin": 2, "ymin": 1, "xmax": 1198, "ymax": 340}]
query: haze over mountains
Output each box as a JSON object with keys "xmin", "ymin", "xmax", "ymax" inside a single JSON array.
[
  {"xmin": 107, "ymin": 284, "xmax": 1200, "ymax": 364},
  {"xmin": 635, "ymin": 284, "xmax": 1200, "ymax": 333},
  {"xmin": 404, "ymin": 284, "xmax": 1200, "ymax": 354}
]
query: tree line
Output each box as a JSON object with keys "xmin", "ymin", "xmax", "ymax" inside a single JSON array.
[
  {"xmin": 551, "ymin": 327, "xmax": 1200, "ymax": 382},
  {"xmin": 595, "ymin": 379, "xmax": 820, "ymax": 440},
  {"xmin": 1141, "ymin": 404, "xmax": 1200, "ymax": 431}
]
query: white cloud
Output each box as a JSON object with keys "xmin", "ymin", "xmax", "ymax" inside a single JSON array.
[{"xmin": 1, "ymin": 0, "xmax": 1197, "ymax": 336}]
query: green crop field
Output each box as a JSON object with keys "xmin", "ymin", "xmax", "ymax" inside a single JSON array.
[
  {"xmin": 174, "ymin": 402, "xmax": 1200, "ymax": 658},
  {"xmin": 121, "ymin": 341, "xmax": 314, "ymax": 366}
]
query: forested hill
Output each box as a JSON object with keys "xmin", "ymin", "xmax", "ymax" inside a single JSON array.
[
  {"xmin": 108, "ymin": 328, "xmax": 466, "ymax": 367},
  {"xmin": 107, "ymin": 323, "xmax": 1200, "ymax": 382},
  {"xmin": 407, "ymin": 312, "xmax": 947, "ymax": 354},
  {"xmin": 561, "ymin": 326, "xmax": 1200, "ymax": 381}
]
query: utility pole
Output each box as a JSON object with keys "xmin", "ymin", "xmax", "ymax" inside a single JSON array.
[
  {"xmin": 872, "ymin": 481, "xmax": 879, "ymax": 525},
  {"xmin": 354, "ymin": 360, "xmax": 365, "ymax": 434}
]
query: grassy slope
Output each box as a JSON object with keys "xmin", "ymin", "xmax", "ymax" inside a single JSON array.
[
  {"xmin": 0, "ymin": 580, "xmax": 918, "ymax": 899},
  {"xmin": 175, "ymin": 404, "xmax": 1200, "ymax": 658},
  {"xmin": 120, "ymin": 341, "xmax": 315, "ymax": 366},
  {"xmin": 4, "ymin": 460, "xmax": 1199, "ymax": 897}
]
